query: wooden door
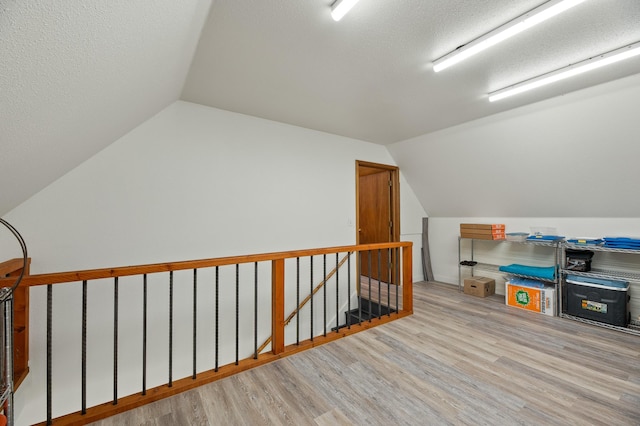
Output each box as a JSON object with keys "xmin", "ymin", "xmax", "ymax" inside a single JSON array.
[{"xmin": 356, "ymin": 161, "xmax": 400, "ymax": 284}]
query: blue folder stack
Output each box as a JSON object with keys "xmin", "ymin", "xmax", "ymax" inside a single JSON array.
[
  {"xmin": 566, "ymin": 238, "xmax": 603, "ymax": 246},
  {"xmin": 526, "ymin": 234, "xmax": 564, "ymax": 242},
  {"xmin": 603, "ymin": 237, "xmax": 640, "ymax": 250}
]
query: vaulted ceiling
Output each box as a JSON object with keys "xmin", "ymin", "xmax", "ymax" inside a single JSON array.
[
  {"xmin": 2, "ymin": 0, "xmax": 640, "ymax": 216},
  {"xmin": 185, "ymin": 0, "xmax": 640, "ymax": 143}
]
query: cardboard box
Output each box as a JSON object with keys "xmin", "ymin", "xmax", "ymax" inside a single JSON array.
[
  {"xmin": 460, "ymin": 224, "xmax": 506, "ymax": 240},
  {"xmin": 460, "ymin": 230, "xmax": 506, "ymax": 240},
  {"xmin": 460, "ymin": 223, "xmax": 505, "ymax": 231},
  {"xmin": 464, "ymin": 277, "xmax": 495, "ymax": 297},
  {"xmin": 506, "ymin": 282, "xmax": 556, "ymax": 316}
]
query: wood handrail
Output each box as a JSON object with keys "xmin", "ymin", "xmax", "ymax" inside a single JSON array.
[
  {"xmin": 0, "ymin": 258, "xmax": 28, "ymax": 278},
  {"xmin": 0, "ymin": 242, "xmax": 411, "ymax": 288}
]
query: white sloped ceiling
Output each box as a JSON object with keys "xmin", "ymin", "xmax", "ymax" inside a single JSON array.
[
  {"xmin": 183, "ymin": 0, "xmax": 640, "ymax": 145},
  {"xmin": 0, "ymin": 0, "xmax": 212, "ymax": 215},
  {"xmin": 2, "ymin": 0, "xmax": 640, "ymax": 218}
]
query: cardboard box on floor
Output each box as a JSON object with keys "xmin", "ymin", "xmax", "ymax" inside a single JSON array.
[{"xmin": 463, "ymin": 277, "xmax": 495, "ymax": 297}]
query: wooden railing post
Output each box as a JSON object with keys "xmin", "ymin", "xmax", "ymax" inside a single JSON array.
[
  {"xmin": 271, "ymin": 259, "xmax": 285, "ymax": 355},
  {"xmin": 402, "ymin": 245, "xmax": 413, "ymax": 313}
]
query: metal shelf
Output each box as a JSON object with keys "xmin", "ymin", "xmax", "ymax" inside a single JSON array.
[
  {"xmin": 458, "ymin": 236, "xmax": 560, "ymax": 296},
  {"xmin": 501, "ymin": 273, "xmax": 556, "ymax": 284},
  {"xmin": 560, "ymin": 313, "xmax": 640, "ymax": 337},
  {"xmin": 561, "ymin": 268, "xmax": 640, "ymax": 282},
  {"xmin": 516, "ymin": 239, "xmax": 562, "ymax": 248},
  {"xmin": 460, "ymin": 262, "xmax": 500, "ymax": 274},
  {"xmin": 457, "ymin": 236, "xmax": 640, "ymax": 336},
  {"xmin": 459, "ymin": 237, "xmax": 560, "ymax": 248},
  {"xmin": 460, "ymin": 263, "xmax": 556, "ymax": 283},
  {"xmin": 560, "ymin": 242, "xmax": 640, "ymax": 336},
  {"xmin": 563, "ymin": 243, "xmax": 640, "ymax": 255}
]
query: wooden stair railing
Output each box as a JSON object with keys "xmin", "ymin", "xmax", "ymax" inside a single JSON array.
[
  {"xmin": 0, "ymin": 242, "xmax": 412, "ymax": 426},
  {"xmin": 0, "ymin": 257, "xmax": 31, "ymax": 389}
]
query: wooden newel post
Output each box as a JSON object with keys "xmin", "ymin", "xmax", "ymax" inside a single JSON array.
[
  {"xmin": 271, "ymin": 259, "xmax": 285, "ymax": 355},
  {"xmin": 402, "ymin": 245, "xmax": 413, "ymax": 313}
]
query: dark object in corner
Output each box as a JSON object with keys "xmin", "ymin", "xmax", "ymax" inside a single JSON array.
[{"xmin": 565, "ymin": 249, "xmax": 594, "ymax": 272}]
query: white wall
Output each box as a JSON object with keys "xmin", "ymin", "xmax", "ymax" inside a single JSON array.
[
  {"xmin": 5, "ymin": 101, "xmax": 427, "ymax": 425},
  {"xmin": 387, "ymin": 73, "xmax": 640, "ymax": 289},
  {"xmin": 5, "ymin": 101, "xmax": 425, "ymax": 274},
  {"xmin": 387, "ymin": 73, "xmax": 640, "ymax": 218}
]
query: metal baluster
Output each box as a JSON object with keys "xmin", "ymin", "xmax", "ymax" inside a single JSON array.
[
  {"xmin": 347, "ymin": 252, "xmax": 351, "ymax": 329},
  {"xmin": 81, "ymin": 280, "xmax": 87, "ymax": 414},
  {"xmin": 296, "ymin": 258, "xmax": 300, "ymax": 345},
  {"xmin": 377, "ymin": 250, "xmax": 382, "ymax": 319},
  {"xmin": 357, "ymin": 252, "xmax": 362, "ymax": 324},
  {"xmin": 323, "ymin": 254, "xmax": 327, "ymax": 336},
  {"xmin": 368, "ymin": 251, "xmax": 372, "ymax": 323},
  {"xmin": 142, "ymin": 274, "xmax": 147, "ymax": 395},
  {"xmin": 395, "ymin": 248, "xmax": 399, "ymax": 312},
  {"xmin": 113, "ymin": 277, "xmax": 118, "ymax": 405},
  {"xmin": 235, "ymin": 264, "xmax": 239, "ymax": 365},
  {"xmin": 387, "ymin": 248, "xmax": 391, "ymax": 316},
  {"xmin": 46, "ymin": 284, "xmax": 52, "ymax": 425},
  {"xmin": 215, "ymin": 266, "xmax": 219, "ymax": 372},
  {"xmin": 335, "ymin": 253, "xmax": 339, "ymax": 333},
  {"xmin": 169, "ymin": 271, "xmax": 173, "ymax": 387},
  {"xmin": 193, "ymin": 269, "xmax": 197, "ymax": 380},
  {"xmin": 310, "ymin": 256, "xmax": 314, "ymax": 341},
  {"xmin": 254, "ymin": 262, "xmax": 258, "ymax": 359}
]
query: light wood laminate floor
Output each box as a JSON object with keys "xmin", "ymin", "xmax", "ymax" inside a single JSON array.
[{"xmin": 91, "ymin": 282, "xmax": 640, "ymax": 425}]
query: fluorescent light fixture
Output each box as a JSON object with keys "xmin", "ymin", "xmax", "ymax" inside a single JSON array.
[
  {"xmin": 489, "ymin": 42, "xmax": 640, "ymax": 102},
  {"xmin": 331, "ymin": 0, "xmax": 361, "ymax": 22},
  {"xmin": 432, "ymin": 0, "xmax": 587, "ymax": 72}
]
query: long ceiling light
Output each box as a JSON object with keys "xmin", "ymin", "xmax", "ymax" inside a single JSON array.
[
  {"xmin": 331, "ymin": 0, "xmax": 361, "ymax": 22},
  {"xmin": 489, "ymin": 42, "xmax": 640, "ymax": 102},
  {"xmin": 432, "ymin": 0, "xmax": 587, "ymax": 72}
]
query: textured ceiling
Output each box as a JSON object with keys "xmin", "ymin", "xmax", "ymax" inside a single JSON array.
[
  {"xmin": 183, "ymin": 0, "xmax": 640, "ymax": 144},
  {"xmin": 2, "ymin": 0, "xmax": 640, "ymax": 217},
  {"xmin": 0, "ymin": 0, "xmax": 212, "ymax": 216}
]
